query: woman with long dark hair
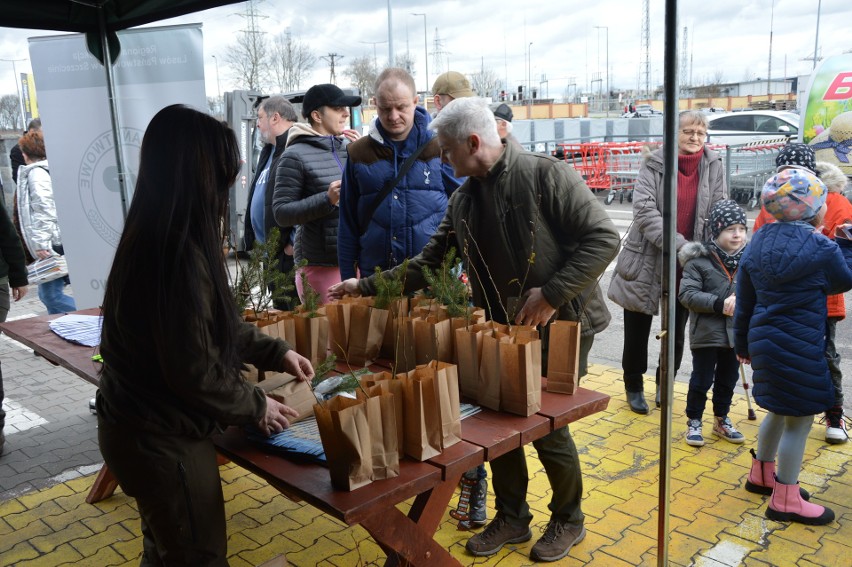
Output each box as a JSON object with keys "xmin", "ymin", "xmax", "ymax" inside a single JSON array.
[{"xmin": 96, "ymin": 105, "xmax": 314, "ymax": 565}]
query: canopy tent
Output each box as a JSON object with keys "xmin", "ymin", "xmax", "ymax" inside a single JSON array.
[{"xmin": 3, "ymin": 1, "xmax": 683, "ymax": 564}]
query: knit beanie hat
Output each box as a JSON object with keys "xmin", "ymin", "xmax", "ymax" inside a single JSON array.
[
  {"xmin": 775, "ymin": 143, "xmax": 816, "ymax": 173},
  {"xmin": 761, "ymin": 168, "xmax": 827, "ymax": 222},
  {"xmin": 709, "ymin": 199, "xmax": 747, "ymax": 238}
]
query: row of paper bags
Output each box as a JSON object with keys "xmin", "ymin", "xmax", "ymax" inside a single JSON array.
[{"xmin": 314, "ymin": 361, "xmax": 462, "ymax": 491}]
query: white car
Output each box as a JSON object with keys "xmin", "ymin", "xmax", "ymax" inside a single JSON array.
[{"xmin": 706, "ymin": 111, "xmax": 799, "ymax": 146}]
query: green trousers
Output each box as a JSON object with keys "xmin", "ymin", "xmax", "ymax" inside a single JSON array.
[
  {"xmin": 489, "ymin": 333, "xmax": 593, "ymax": 527},
  {"xmin": 98, "ymin": 415, "xmax": 228, "ymax": 566}
]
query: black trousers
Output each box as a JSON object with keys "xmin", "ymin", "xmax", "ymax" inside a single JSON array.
[
  {"xmin": 98, "ymin": 414, "xmax": 228, "ymax": 566},
  {"xmin": 622, "ymin": 304, "xmax": 689, "ymax": 392}
]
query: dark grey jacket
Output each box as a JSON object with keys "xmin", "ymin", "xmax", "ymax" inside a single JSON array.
[
  {"xmin": 608, "ymin": 146, "xmax": 727, "ymax": 315},
  {"xmin": 678, "ymin": 241, "xmax": 737, "ymax": 349},
  {"xmin": 272, "ymin": 123, "xmax": 347, "ymax": 266},
  {"xmin": 360, "ymin": 141, "xmax": 620, "ymax": 336}
]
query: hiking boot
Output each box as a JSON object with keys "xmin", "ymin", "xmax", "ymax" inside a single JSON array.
[
  {"xmin": 530, "ymin": 520, "xmax": 586, "ymax": 562},
  {"xmin": 822, "ymin": 407, "xmax": 848, "ymax": 445},
  {"xmin": 465, "ymin": 515, "xmax": 531, "ymax": 557},
  {"xmin": 713, "ymin": 416, "xmax": 745, "ymax": 443},
  {"xmin": 451, "ymin": 472, "xmax": 488, "ymax": 530},
  {"xmin": 685, "ymin": 419, "xmax": 704, "ymax": 447}
]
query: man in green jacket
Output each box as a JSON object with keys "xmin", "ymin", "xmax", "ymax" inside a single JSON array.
[{"xmin": 329, "ymin": 97, "xmax": 619, "ymax": 563}]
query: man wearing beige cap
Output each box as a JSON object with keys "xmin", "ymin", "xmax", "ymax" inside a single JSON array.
[{"xmin": 431, "ymin": 70, "xmax": 475, "ymax": 113}]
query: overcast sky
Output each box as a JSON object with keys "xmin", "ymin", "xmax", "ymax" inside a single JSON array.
[{"xmin": 0, "ymin": 0, "xmax": 847, "ymax": 103}]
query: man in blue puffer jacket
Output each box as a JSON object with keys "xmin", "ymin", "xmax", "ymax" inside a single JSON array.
[{"xmin": 338, "ymin": 67, "xmax": 449, "ymax": 279}]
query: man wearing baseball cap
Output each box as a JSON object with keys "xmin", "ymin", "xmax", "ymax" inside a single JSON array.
[{"xmin": 432, "ymin": 70, "xmax": 475, "ymax": 113}]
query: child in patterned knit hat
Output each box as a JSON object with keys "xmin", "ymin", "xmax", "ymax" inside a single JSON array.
[
  {"xmin": 734, "ymin": 168, "xmax": 852, "ymax": 526},
  {"xmin": 678, "ymin": 199, "xmax": 748, "ymax": 447}
]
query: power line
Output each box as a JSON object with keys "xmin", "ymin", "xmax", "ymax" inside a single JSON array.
[{"xmin": 321, "ymin": 53, "xmax": 343, "ymax": 83}]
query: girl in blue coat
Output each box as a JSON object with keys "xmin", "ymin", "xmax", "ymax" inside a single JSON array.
[{"xmin": 734, "ymin": 169, "xmax": 852, "ymax": 526}]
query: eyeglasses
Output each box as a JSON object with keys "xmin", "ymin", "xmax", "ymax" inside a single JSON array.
[{"xmin": 681, "ymin": 129, "xmax": 707, "ymax": 139}]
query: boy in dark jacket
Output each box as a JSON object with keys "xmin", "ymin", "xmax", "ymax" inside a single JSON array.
[
  {"xmin": 678, "ymin": 200, "xmax": 748, "ymax": 447},
  {"xmin": 735, "ymin": 169, "xmax": 852, "ymax": 526}
]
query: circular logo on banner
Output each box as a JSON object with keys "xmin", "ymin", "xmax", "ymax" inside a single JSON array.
[{"xmin": 77, "ymin": 128, "xmax": 142, "ymax": 246}]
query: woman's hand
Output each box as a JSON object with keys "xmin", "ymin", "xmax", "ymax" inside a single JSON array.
[
  {"xmin": 327, "ymin": 180, "xmax": 341, "ymax": 206},
  {"xmin": 11, "ymin": 286, "xmax": 27, "ymax": 301},
  {"xmin": 328, "ymin": 278, "xmax": 361, "ymax": 300},
  {"xmin": 342, "ymin": 129, "xmax": 361, "ymax": 143},
  {"xmin": 737, "ymin": 354, "xmax": 751, "ymax": 365},
  {"xmin": 257, "ymin": 396, "xmax": 299, "ymax": 436},
  {"xmin": 36, "ymin": 249, "xmax": 51, "ymax": 259},
  {"xmin": 283, "ymin": 349, "xmax": 314, "ymax": 383}
]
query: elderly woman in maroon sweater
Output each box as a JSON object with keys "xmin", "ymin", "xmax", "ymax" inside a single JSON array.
[{"xmin": 608, "ymin": 110, "xmax": 727, "ymax": 414}]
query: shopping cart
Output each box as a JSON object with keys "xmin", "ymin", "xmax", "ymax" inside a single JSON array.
[
  {"xmin": 604, "ymin": 142, "xmax": 661, "ymax": 204},
  {"xmin": 711, "ymin": 142, "xmax": 786, "ymax": 209}
]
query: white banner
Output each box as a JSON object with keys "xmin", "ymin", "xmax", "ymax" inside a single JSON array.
[{"xmin": 28, "ymin": 24, "xmax": 206, "ymax": 309}]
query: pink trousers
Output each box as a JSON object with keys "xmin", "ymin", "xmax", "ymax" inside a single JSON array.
[{"xmin": 295, "ymin": 265, "xmax": 341, "ymax": 306}]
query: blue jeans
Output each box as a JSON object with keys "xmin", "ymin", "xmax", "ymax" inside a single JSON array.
[{"xmin": 38, "ymin": 277, "xmax": 76, "ymax": 314}]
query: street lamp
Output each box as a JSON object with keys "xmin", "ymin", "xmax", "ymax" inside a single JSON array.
[
  {"xmin": 411, "ymin": 13, "xmax": 428, "ymax": 93},
  {"xmin": 528, "ymin": 42, "xmax": 533, "ymax": 117},
  {"xmin": 211, "ymin": 54, "xmax": 222, "ymax": 117},
  {"xmin": 594, "ymin": 26, "xmax": 609, "ymax": 116},
  {"xmin": 0, "ymin": 57, "xmax": 27, "ymax": 130}
]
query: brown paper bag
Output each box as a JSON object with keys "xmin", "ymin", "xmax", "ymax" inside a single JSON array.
[
  {"xmin": 257, "ymin": 311, "xmax": 297, "ymax": 346},
  {"xmin": 356, "ymin": 385, "xmax": 400, "ymax": 480},
  {"xmin": 359, "ymin": 372, "xmax": 404, "ymax": 457},
  {"xmin": 294, "ymin": 313, "xmax": 329, "ymax": 368},
  {"xmin": 380, "ymin": 297, "xmax": 409, "ymax": 358},
  {"xmin": 455, "ymin": 325, "xmax": 483, "ymax": 401},
  {"xmin": 398, "ymin": 366, "xmax": 443, "ymax": 461},
  {"xmin": 325, "ymin": 301, "xmax": 351, "ymax": 359},
  {"xmin": 546, "ymin": 320, "xmax": 582, "ymax": 394},
  {"xmin": 478, "ymin": 329, "xmax": 508, "ymax": 411},
  {"xmin": 413, "ymin": 316, "xmax": 454, "ymax": 365},
  {"xmin": 265, "ymin": 373, "xmax": 317, "ymax": 423},
  {"xmin": 314, "ymin": 396, "xmax": 372, "ymax": 491},
  {"xmin": 347, "ymin": 303, "xmax": 389, "ymax": 365},
  {"xmin": 499, "ymin": 335, "xmax": 542, "ymax": 416},
  {"xmin": 428, "ymin": 361, "xmax": 462, "ymax": 449},
  {"xmin": 390, "ymin": 316, "xmax": 418, "ymax": 373}
]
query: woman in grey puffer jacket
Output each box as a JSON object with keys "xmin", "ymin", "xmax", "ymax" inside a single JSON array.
[{"xmin": 272, "ymin": 84, "xmax": 361, "ymax": 304}]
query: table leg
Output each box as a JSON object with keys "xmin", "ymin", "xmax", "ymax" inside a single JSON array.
[
  {"xmin": 85, "ymin": 464, "xmax": 119, "ymax": 504},
  {"xmin": 359, "ymin": 473, "xmax": 462, "ymax": 567}
]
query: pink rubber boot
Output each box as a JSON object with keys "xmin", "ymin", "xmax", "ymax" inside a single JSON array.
[
  {"xmin": 745, "ymin": 448, "xmax": 810, "ymax": 500},
  {"xmin": 766, "ymin": 476, "xmax": 834, "ymax": 525}
]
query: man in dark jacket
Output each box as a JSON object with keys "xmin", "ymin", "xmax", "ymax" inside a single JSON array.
[
  {"xmin": 244, "ymin": 96, "xmax": 297, "ymax": 309},
  {"xmin": 329, "ymin": 98, "xmax": 620, "ymax": 563},
  {"xmin": 10, "ymin": 118, "xmax": 41, "ymax": 185},
  {"xmin": 0, "ymin": 204, "xmax": 29, "ymax": 455}
]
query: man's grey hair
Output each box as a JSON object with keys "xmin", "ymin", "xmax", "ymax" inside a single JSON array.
[
  {"xmin": 260, "ymin": 95, "xmax": 298, "ymax": 122},
  {"xmin": 679, "ymin": 109, "xmax": 709, "ymax": 129},
  {"xmin": 429, "ymin": 98, "xmax": 501, "ymax": 147}
]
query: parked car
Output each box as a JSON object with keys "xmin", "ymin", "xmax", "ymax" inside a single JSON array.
[
  {"xmin": 706, "ymin": 110, "xmax": 799, "ymax": 145},
  {"xmin": 621, "ymin": 103, "xmax": 663, "ymax": 118}
]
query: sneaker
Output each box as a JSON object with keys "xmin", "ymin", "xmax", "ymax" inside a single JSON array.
[
  {"xmin": 713, "ymin": 416, "xmax": 745, "ymax": 443},
  {"xmin": 823, "ymin": 407, "xmax": 849, "ymax": 445},
  {"xmin": 530, "ymin": 520, "xmax": 586, "ymax": 562},
  {"xmin": 465, "ymin": 515, "xmax": 532, "ymax": 557},
  {"xmin": 685, "ymin": 419, "xmax": 705, "ymax": 447}
]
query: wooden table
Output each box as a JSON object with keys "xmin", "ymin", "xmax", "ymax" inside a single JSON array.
[{"xmin": 0, "ymin": 312, "xmax": 610, "ymax": 566}]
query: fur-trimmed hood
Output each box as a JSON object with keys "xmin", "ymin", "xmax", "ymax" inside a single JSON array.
[{"xmin": 677, "ymin": 241, "xmax": 709, "ymax": 267}]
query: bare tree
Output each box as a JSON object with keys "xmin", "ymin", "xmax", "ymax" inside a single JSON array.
[
  {"xmin": 271, "ymin": 31, "xmax": 317, "ymax": 92},
  {"xmin": 344, "ymin": 55, "xmax": 378, "ymax": 100},
  {"xmin": 393, "ymin": 52, "xmax": 416, "ymax": 77},
  {"xmin": 224, "ymin": 0, "xmax": 269, "ymax": 90},
  {"xmin": 0, "ymin": 95, "xmax": 21, "ymax": 130},
  {"xmin": 469, "ymin": 66, "xmax": 501, "ymax": 99}
]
